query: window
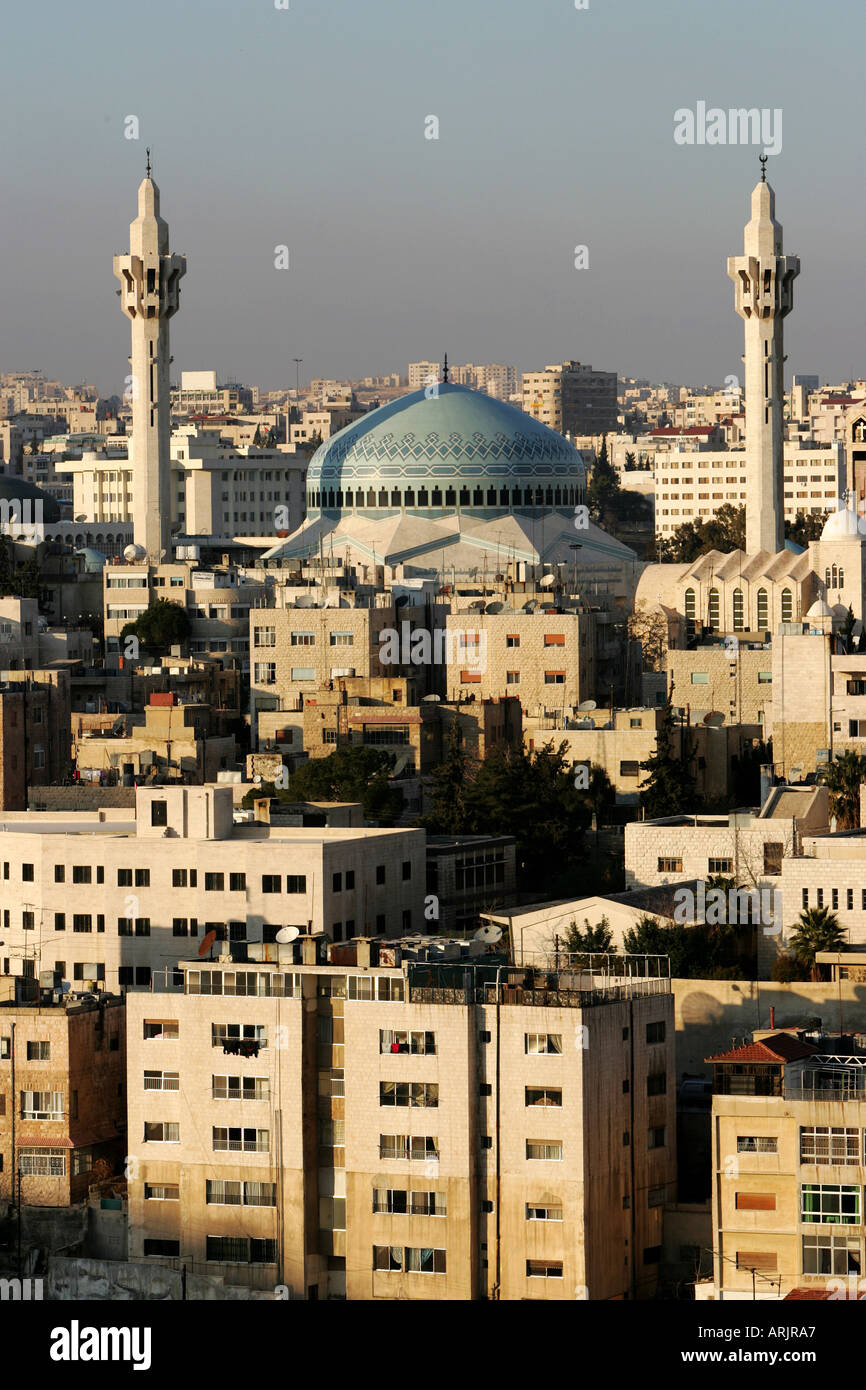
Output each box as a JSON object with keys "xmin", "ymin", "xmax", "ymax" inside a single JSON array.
[
  {"xmin": 205, "ymin": 1237, "xmax": 277, "ymax": 1265},
  {"xmin": 205, "ymin": 872, "xmax": 225, "ymax": 892},
  {"xmin": 172, "ymin": 869, "xmax": 189, "ymax": 888},
  {"xmin": 756, "ymin": 588, "xmax": 769, "ymax": 628},
  {"xmin": 289, "ymin": 667, "xmax": 313, "ymax": 682},
  {"xmin": 26, "ymin": 1041, "xmax": 50, "ymax": 1061},
  {"xmin": 526, "ymin": 1204, "xmax": 563, "ymax": 1221},
  {"xmin": 379, "ymin": 1030, "xmax": 436, "ymax": 1055},
  {"xmin": 732, "ymin": 588, "xmax": 744, "ymax": 630},
  {"xmin": 736, "ymin": 1192, "xmax": 776, "ymax": 1211},
  {"xmin": 143, "ymin": 1122, "xmax": 180, "ymax": 1143},
  {"xmin": 643, "ymin": 1247, "xmax": 662, "ymax": 1266},
  {"xmin": 206, "ymin": 1179, "xmax": 276, "ymax": 1207},
  {"xmin": 22, "ymin": 864, "xmax": 34, "ymax": 882},
  {"xmin": 151, "ymin": 800, "xmax": 167, "ymax": 827},
  {"xmin": 212, "ymin": 1075, "xmax": 269, "ymax": 1101},
  {"xmin": 144, "ymin": 1184, "xmax": 179, "ymax": 1201},
  {"xmin": 378, "ymin": 1134, "xmax": 438, "ymax": 1161},
  {"xmin": 506, "ymin": 671, "xmax": 520, "ymax": 684},
  {"xmin": 620, "ymin": 760, "xmax": 640, "ymax": 777},
  {"xmin": 526, "ymin": 1259, "xmax": 563, "ymax": 1278},
  {"xmin": 763, "ymin": 843, "xmax": 783, "ymax": 875},
  {"xmin": 646, "ymin": 1021, "xmax": 666, "ymax": 1045},
  {"xmin": 648, "ymin": 1126, "xmax": 666, "ymax": 1149},
  {"xmin": 525, "ymin": 1033, "xmax": 562, "ymax": 1055},
  {"xmin": 801, "ymin": 1184, "xmax": 860, "ymax": 1224},
  {"xmin": 506, "ymin": 635, "xmax": 520, "ymax": 648},
  {"xmin": 525, "ymin": 1087, "xmax": 562, "ymax": 1107},
  {"xmin": 72, "ymin": 914, "xmax": 92, "ymax": 933},
  {"xmin": 117, "ymin": 868, "xmax": 133, "ymax": 886},
  {"xmin": 409, "ymin": 1190, "xmax": 446, "ymax": 1216},
  {"xmin": 781, "ymin": 589, "xmax": 793, "ymax": 623},
  {"xmin": 143, "ymin": 1020, "xmax": 178, "ymax": 1040},
  {"xmin": 19, "ymin": 1148, "xmax": 65, "ymax": 1177},
  {"xmin": 143, "ymin": 1071, "xmax": 179, "ymax": 1091},
  {"xmin": 800, "ymin": 1128, "xmax": 860, "ymax": 1166},
  {"xmin": 291, "ymin": 631, "xmax": 315, "ymax": 646},
  {"xmin": 54, "ymin": 865, "xmax": 65, "ymax": 883},
  {"xmin": 376, "ymin": 865, "xmax": 386, "ymax": 885},
  {"xmin": 135, "ymin": 869, "xmax": 150, "ymax": 887},
  {"xmin": 402, "ymin": 860, "xmax": 411, "ymax": 881},
  {"xmin": 658, "ymin": 858, "xmax": 682, "ymax": 872},
  {"xmin": 373, "ymin": 1246, "xmax": 403, "ymax": 1272},
  {"xmin": 708, "ymin": 588, "xmax": 720, "ymax": 628},
  {"xmin": 212, "ymin": 1127, "xmax": 269, "ymax": 1153},
  {"xmin": 802, "ymin": 1233, "xmax": 860, "ymax": 1276},
  {"xmin": 737, "ymin": 1136, "xmax": 778, "ymax": 1154},
  {"xmin": 379, "ymin": 1081, "xmax": 439, "ymax": 1108},
  {"xmin": 647, "ymin": 1073, "xmax": 667, "ymax": 1096},
  {"xmin": 544, "ymin": 634, "xmax": 565, "ymax": 646},
  {"xmin": 526, "ymin": 1141, "xmax": 562, "ymax": 1161},
  {"xmin": 330, "ymin": 632, "xmax": 354, "ymax": 646},
  {"xmin": 708, "ymin": 858, "xmax": 733, "ymax": 874},
  {"xmin": 262, "ymin": 875, "xmax": 281, "ymax": 893},
  {"xmin": 72, "ymin": 865, "xmax": 91, "ymax": 884},
  {"xmin": 21, "ymin": 1090, "xmax": 63, "ymax": 1120},
  {"xmin": 544, "ymin": 670, "xmax": 565, "ymax": 684}
]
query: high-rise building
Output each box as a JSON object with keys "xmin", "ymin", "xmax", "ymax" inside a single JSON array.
[
  {"xmin": 125, "ymin": 943, "xmax": 675, "ymax": 1298},
  {"xmin": 727, "ymin": 174, "xmax": 799, "ymax": 555},
  {"xmin": 521, "ymin": 362, "xmax": 618, "ymax": 438},
  {"xmin": 114, "ymin": 159, "xmax": 187, "ymax": 561}
]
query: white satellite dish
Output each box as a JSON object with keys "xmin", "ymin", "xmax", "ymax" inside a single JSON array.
[
  {"xmin": 539, "ymin": 573, "xmax": 556, "ymax": 588},
  {"xmin": 276, "ymin": 925, "xmax": 300, "ymax": 944},
  {"xmin": 578, "ymin": 699, "xmax": 597, "ymax": 711},
  {"xmin": 474, "ymin": 922, "xmax": 503, "ymax": 945}
]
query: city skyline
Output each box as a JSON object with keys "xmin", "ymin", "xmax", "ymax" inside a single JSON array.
[{"xmin": 3, "ymin": 0, "xmax": 866, "ymax": 395}]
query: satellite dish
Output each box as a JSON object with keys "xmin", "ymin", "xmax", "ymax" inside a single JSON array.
[
  {"xmin": 474, "ymin": 922, "xmax": 503, "ymax": 944},
  {"xmin": 198, "ymin": 930, "xmax": 217, "ymax": 958},
  {"xmin": 703, "ymin": 711, "xmax": 725, "ymax": 727},
  {"xmin": 486, "ymin": 601, "xmax": 504, "ymax": 614},
  {"xmin": 253, "ymin": 775, "xmax": 262, "ymax": 784},
  {"xmin": 539, "ymin": 573, "xmax": 556, "ymax": 588},
  {"xmin": 421, "ymin": 694, "xmax": 441, "ymax": 702},
  {"xmin": 395, "ymin": 594, "xmax": 409, "ymax": 606},
  {"xmin": 276, "ymin": 925, "xmax": 300, "ymax": 944},
  {"xmin": 578, "ymin": 699, "xmax": 597, "ymax": 711}
]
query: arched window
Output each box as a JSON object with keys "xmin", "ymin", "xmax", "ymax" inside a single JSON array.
[
  {"xmin": 684, "ymin": 588, "xmax": 696, "ymax": 637},
  {"xmin": 732, "ymin": 588, "xmax": 744, "ymax": 630},
  {"xmin": 825, "ymin": 568, "xmax": 832, "ymax": 589},
  {"xmin": 839, "ymin": 568, "xmax": 845, "ymax": 588},
  {"xmin": 756, "ymin": 588, "xmax": 768, "ymax": 628},
  {"xmin": 708, "ymin": 587, "xmax": 720, "ymax": 628},
  {"xmin": 832, "ymin": 565, "xmax": 838, "ymax": 588},
  {"xmin": 781, "ymin": 588, "xmax": 793, "ymax": 622}
]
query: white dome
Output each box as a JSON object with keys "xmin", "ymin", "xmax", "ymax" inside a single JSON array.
[
  {"xmin": 806, "ymin": 598, "xmax": 833, "ymax": 619},
  {"xmin": 821, "ymin": 506, "xmax": 862, "ymax": 540}
]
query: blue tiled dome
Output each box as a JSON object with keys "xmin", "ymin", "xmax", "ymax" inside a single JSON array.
[{"xmin": 306, "ymin": 384, "xmax": 585, "ymax": 517}]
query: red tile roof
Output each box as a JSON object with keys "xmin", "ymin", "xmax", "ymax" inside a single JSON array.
[
  {"xmin": 705, "ymin": 1033, "xmax": 819, "ymax": 1064},
  {"xmin": 784, "ymin": 1287, "xmax": 865, "ymax": 1300}
]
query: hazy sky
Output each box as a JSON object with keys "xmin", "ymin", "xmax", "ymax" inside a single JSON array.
[{"xmin": 2, "ymin": 0, "xmax": 864, "ymax": 398}]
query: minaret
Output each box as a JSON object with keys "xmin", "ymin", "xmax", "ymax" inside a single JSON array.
[
  {"xmin": 114, "ymin": 152, "xmax": 186, "ymax": 561},
  {"xmin": 727, "ymin": 161, "xmax": 799, "ymax": 555}
]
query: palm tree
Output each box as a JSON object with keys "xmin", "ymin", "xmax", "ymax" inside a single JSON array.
[
  {"xmin": 819, "ymin": 750, "xmax": 866, "ymax": 830},
  {"xmin": 789, "ymin": 906, "xmax": 846, "ymax": 980}
]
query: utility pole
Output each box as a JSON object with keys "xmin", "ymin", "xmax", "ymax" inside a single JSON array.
[{"xmin": 291, "ymin": 359, "xmax": 303, "ymax": 446}]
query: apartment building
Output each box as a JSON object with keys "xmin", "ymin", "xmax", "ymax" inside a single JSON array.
[
  {"xmin": 654, "ymin": 442, "xmax": 844, "ymax": 538},
  {"xmin": 522, "ymin": 362, "xmax": 618, "ymax": 438},
  {"xmin": 444, "ymin": 610, "xmax": 597, "ymax": 714},
  {"xmin": 0, "ymin": 670, "xmax": 72, "ymax": 811},
  {"xmin": 0, "ymin": 786, "xmax": 426, "ymax": 993},
  {"xmin": 699, "ymin": 1029, "xmax": 866, "ymax": 1299},
  {"xmin": 103, "ymin": 559, "xmax": 271, "ymax": 672},
  {"xmin": 0, "ymin": 990, "xmax": 126, "ymax": 1207},
  {"xmin": 124, "ymin": 941, "xmax": 675, "ymax": 1299},
  {"xmin": 170, "ymin": 371, "xmax": 254, "ymax": 416},
  {"xmin": 73, "ymin": 695, "xmax": 236, "ymax": 784},
  {"xmin": 55, "ymin": 426, "xmax": 306, "ymax": 542},
  {"xmin": 407, "ymin": 362, "xmax": 441, "ymax": 391}
]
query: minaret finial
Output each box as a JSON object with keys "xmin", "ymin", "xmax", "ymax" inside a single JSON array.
[
  {"xmin": 146, "ymin": 147, "xmax": 152, "ymax": 178},
  {"xmin": 443, "ymin": 353, "xmax": 449, "ymax": 384},
  {"xmin": 759, "ymin": 153, "xmax": 768, "ymax": 183}
]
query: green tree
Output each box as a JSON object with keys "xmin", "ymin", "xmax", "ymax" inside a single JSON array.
[
  {"xmin": 638, "ymin": 684, "xmax": 698, "ymax": 817},
  {"xmin": 819, "ymin": 750, "xmax": 866, "ymax": 830},
  {"xmin": 785, "ymin": 509, "xmax": 829, "ymax": 546},
  {"xmin": 427, "ymin": 720, "xmax": 473, "ymax": 835},
  {"xmin": 657, "ymin": 504, "xmax": 745, "ymax": 562},
  {"xmin": 563, "ymin": 915, "xmax": 614, "ymax": 961},
  {"xmin": 770, "ymin": 952, "xmax": 810, "ymax": 983},
  {"xmin": 120, "ymin": 598, "xmax": 191, "ymax": 656},
  {"xmin": 252, "ymin": 425, "xmax": 264, "ymax": 447},
  {"xmin": 624, "ymin": 451, "xmax": 636, "ymax": 471},
  {"xmin": 278, "ymin": 744, "xmax": 405, "ymax": 825},
  {"xmin": 788, "ymin": 906, "xmax": 845, "ymax": 980}
]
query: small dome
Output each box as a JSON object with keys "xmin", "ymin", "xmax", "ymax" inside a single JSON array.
[
  {"xmin": 806, "ymin": 598, "xmax": 833, "ymax": 619},
  {"xmin": 821, "ymin": 506, "xmax": 862, "ymax": 540}
]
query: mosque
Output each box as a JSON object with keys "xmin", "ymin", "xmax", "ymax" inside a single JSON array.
[{"xmin": 261, "ymin": 374, "xmax": 638, "ymax": 597}]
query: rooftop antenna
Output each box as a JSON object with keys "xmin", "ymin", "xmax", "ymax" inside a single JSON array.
[{"xmin": 146, "ymin": 147, "xmax": 152, "ymax": 178}]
